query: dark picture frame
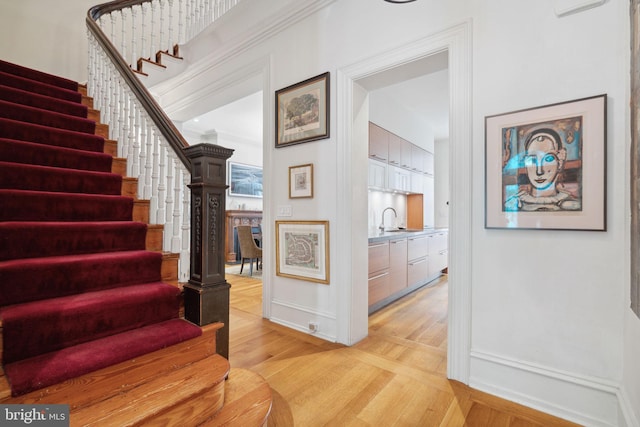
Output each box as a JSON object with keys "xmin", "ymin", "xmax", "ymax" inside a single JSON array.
[
  {"xmin": 485, "ymin": 94, "xmax": 607, "ymax": 230},
  {"xmin": 228, "ymin": 161, "xmax": 263, "ymax": 198},
  {"xmin": 275, "ymin": 72, "xmax": 330, "ymax": 148}
]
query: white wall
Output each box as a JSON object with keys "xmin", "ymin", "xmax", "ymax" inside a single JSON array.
[
  {"xmin": 434, "ymin": 138, "xmax": 449, "ymax": 229},
  {"xmin": 4, "ymin": 1, "xmax": 638, "ymax": 425},
  {"xmin": 164, "ymin": 1, "xmax": 631, "ymax": 424},
  {"xmin": 0, "ymin": 0, "xmax": 89, "ymax": 82}
]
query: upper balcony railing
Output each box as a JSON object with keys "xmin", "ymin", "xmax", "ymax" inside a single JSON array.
[{"xmin": 85, "ymin": 0, "xmax": 240, "ymax": 283}]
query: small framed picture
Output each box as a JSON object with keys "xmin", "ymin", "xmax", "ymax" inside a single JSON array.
[
  {"xmin": 485, "ymin": 94, "xmax": 606, "ymax": 230},
  {"xmin": 276, "ymin": 220, "xmax": 329, "ymax": 284},
  {"xmin": 275, "ymin": 72, "xmax": 330, "ymax": 148},
  {"xmin": 289, "ymin": 164, "xmax": 314, "ymax": 199}
]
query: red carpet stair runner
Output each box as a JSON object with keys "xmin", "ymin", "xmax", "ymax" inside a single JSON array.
[{"xmin": 0, "ymin": 60, "xmax": 271, "ymax": 425}]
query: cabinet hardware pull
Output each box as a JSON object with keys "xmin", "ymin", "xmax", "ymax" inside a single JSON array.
[
  {"xmin": 369, "ymin": 272, "xmax": 389, "ymax": 280},
  {"xmin": 409, "ymin": 258, "xmax": 427, "ymax": 266}
]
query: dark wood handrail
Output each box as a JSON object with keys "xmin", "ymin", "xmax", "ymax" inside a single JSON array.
[{"xmin": 86, "ymin": 0, "xmax": 191, "ymax": 168}]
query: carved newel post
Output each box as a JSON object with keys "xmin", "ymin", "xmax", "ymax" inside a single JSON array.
[{"xmin": 183, "ymin": 143, "xmax": 234, "ymax": 358}]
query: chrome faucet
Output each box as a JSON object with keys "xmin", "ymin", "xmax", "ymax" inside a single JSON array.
[{"xmin": 379, "ymin": 207, "xmax": 397, "ymax": 231}]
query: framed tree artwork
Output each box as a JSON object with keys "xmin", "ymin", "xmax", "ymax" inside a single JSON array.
[{"xmin": 275, "ymin": 72, "xmax": 330, "ymax": 148}]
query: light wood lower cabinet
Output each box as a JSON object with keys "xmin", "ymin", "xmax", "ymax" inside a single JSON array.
[
  {"xmin": 388, "ymin": 238, "xmax": 408, "ymax": 294},
  {"xmin": 368, "ymin": 241, "xmax": 390, "ymax": 306},
  {"xmin": 428, "ymin": 231, "xmax": 448, "ymax": 276},
  {"xmin": 368, "ymin": 231, "xmax": 448, "ymax": 313}
]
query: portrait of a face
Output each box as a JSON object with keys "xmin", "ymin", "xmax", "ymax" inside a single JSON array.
[
  {"xmin": 523, "ymin": 132, "xmax": 562, "ymax": 191},
  {"xmin": 501, "ymin": 119, "xmax": 582, "ymax": 212}
]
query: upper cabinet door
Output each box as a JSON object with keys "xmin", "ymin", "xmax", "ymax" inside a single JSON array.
[
  {"xmin": 424, "ymin": 151, "xmax": 434, "ymax": 176},
  {"xmin": 369, "ymin": 122, "xmax": 389, "ymax": 162},
  {"xmin": 388, "ymin": 133, "xmax": 402, "ymax": 166},
  {"xmin": 411, "ymin": 145, "xmax": 426, "ymax": 173}
]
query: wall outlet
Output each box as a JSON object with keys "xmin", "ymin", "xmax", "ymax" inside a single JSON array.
[{"xmin": 308, "ymin": 322, "xmax": 319, "ymax": 333}]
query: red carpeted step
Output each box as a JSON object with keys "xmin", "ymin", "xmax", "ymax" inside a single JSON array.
[
  {"xmin": 0, "ymin": 250, "xmax": 163, "ymax": 306},
  {"xmin": 2, "ymin": 282, "xmax": 182, "ymax": 364},
  {"xmin": 0, "ymin": 161, "xmax": 122, "ymax": 195},
  {"xmin": 0, "ymin": 59, "xmax": 79, "ymax": 92},
  {"xmin": 0, "ymin": 221, "xmax": 149, "ymax": 261},
  {"xmin": 0, "ymin": 138, "xmax": 112, "ymax": 172},
  {"xmin": 0, "ymin": 71, "xmax": 81, "ymax": 103},
  {"xmin": 0, "ymin": 118, "xmax": 104, "ymax": 152},
  {"xmin": 3, "ymin": 318, "xmax": 202, "ymax": 397},
  {"xmin": 0, "ymin": 100, "xmax": 96, "ymax": 134},
  {"xmin": 0, "ymin": 84, "xmax": 88, "ymax": 118},
  {"xmin": 0, "ymin": 189, "xmax": 133, "ymax": 222}
]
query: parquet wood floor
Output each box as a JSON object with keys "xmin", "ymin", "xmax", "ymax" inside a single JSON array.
[{"xmin": 227, "ymin": 273, "xmax": 581, "ymax": 427}]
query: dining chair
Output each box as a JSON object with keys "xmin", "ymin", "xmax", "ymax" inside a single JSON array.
[{"xmin": 236, "ymin": 225, "xmax": 262, "ymax": 276}]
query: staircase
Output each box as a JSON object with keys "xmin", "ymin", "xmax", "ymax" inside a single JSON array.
[{"xmin": 0, "ymin": 60, "xmax": 271, "ymax": 426}]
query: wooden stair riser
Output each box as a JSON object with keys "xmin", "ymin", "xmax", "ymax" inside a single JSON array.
[
  {"xmin": 200, "ymin": 369, "xmax": 272, "ymax": 427},
  {"xmin": 162, "ymin": 252, "xmax": 180, "ymax": 285},
  {"xmin": 82, "ymin": 95, "xmax": 93, "ymax": 109},
  {"xmin": 133, "ymin": 199, "xmax": 150, "ymax": 223},
  {"xmin": 95, "ymin": 123, "xmax": 108, "ymax": 138},
  {"xmin": 88, "ymin": 108, "xmax": 100, "ymax": 123},
  {"xmin": 111, "ymin": 157, "xmax": 126, "ymax": 176},
  {"xmin": 121, "ymin": 177, "xmax": 138, "ymax": 198},
  {"xmin": 146, "ymin": 224, "xmax": 164, "ymax": 252},
  {"xmin": 104, "ymin": 139, "xmax": 118, "ymax": 157},
  {"xmin": 72, "ymin": 357, "xmax": 228, "ymax": 427}
]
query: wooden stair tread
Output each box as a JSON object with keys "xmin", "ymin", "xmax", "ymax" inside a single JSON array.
[
  {"xmin": 0, "ymin": 323, "xmax": 223, "ymax": 404},
  {"xmin": 200, "ymin": 368, "xmax": 272, "ymax": 427},
  {"xmin": 71, "ymin": 354, "xmax": 230, "ymax": 426}
]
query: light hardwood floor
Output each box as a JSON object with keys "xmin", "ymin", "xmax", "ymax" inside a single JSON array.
[{"xmin": 227, "ymin": 273, "xmax": 581, "ymax": 427}]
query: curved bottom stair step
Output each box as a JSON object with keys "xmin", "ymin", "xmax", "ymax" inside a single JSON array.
[{"xmin": 200, "ymin": 368, "xmax": 272, "ymax": 427}]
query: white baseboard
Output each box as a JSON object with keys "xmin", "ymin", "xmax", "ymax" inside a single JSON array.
[
  {"xmin": 618, "ymin": 385, "xmax": 640, "ymax": 427},
  {"xmin": 470, "ymin": 350, "xmax": 620, "ymax": 427}
]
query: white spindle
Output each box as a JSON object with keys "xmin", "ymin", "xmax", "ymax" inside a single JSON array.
[
  {"xmin": 132, "ymin": 107, "xmax": 141, "ymax": 179},
  {"xmin": 164, "ymin": 151, "xmax": 175, "ymax": 249},
  {"xmin": 127, "ymin": 93, "xmax": 136, "ymax": 177},
  {"xmin": 180, "ymin": 172, "xmax": 191, "ymax": 282},
  {"xmin": 159, "ymin": 0, "xmax": 166, "ymax": 53},
  {"xmin": 120, "ymin": 9, "xmax": 127, "ymax": 66},
  {"xmin": 144, "ymin": 117, "xmax": 154, "ymax": 199},
  {"xmin": 138, "ymin": 114, "xmax": 148, "ymax": 197},
  {"xmin": 172, "ymin": 162, "xmax": 183, "ymax": 253},
  {"xmin": 178, "ymin": 0, "xmax": 185, "ymax": 44},
  {"xmin": 156, "ymin": 145, "xmax": 167, "ymax": 224},
  {"xmin": 131, "ymin": 6, "xmax": 137, "ymax": 67},
  {"xmin": 168, "ymin": 0, "xmax": 175, "ymax": 54},
  {"xmin": 150, "ymin": 132, "xmax": 160, "ymax": 221},
  {"xmin": 150, "ymin": 1, "xmax": 157, "ymax": 60}
]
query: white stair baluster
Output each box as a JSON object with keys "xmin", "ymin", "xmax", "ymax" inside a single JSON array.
[
  {"xmin": 164, "ymin": 151, "xmax": 175, "ymax": 250},
  {"xmin": 181, "ymin": 171, "xmax": 191, "ymax": 282},
  {"xmin": 141, "ymin": 3, "xmax": 148, "ymax": 60},
  {"xmin": 178, "ymin": 0, "xmax": 185, "ymax": 44},
  {"xmin": 172, "ymin": 161, "xmax": 183, "ymax": 253},
  {"xmin": 144, "ymin": 115, "xmax": 154, "ymax": 200},
  {"xmin": 156, "ymin": 144, "xmax": 167, "ymax": 225},
  {"xmin": 150, "ymin": 0, "xmax": 157, "ymax": 61},
  {"xmin": 159, "ymin": 0, "xmax": 166, "ymax": 53},
  {"xmin": 149, "ymin": 131, "xmax": 160, "ymax": 223},
  {"xmin": 167, "ymin": 0, "xmax": 175, "ymax": 54},
  {"xmin": 130, "ymin": 6, "xmax": 137, "ymax": 68}
]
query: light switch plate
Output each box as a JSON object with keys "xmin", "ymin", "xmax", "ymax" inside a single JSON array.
[{"xmin": 277, "ymin": 205, "xmax": 292, "ymax": 217}]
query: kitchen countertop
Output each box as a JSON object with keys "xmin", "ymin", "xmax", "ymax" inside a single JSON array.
[{"xmin": 368, "ymin": 228, "xmax": 448, "ymax": 243}]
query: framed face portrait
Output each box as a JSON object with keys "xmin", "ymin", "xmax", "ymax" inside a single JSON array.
[{"xmin": 485, "ymin": 94, "xmax": 606, "ymax": 230}]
